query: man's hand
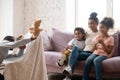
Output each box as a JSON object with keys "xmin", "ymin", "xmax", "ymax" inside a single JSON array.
[
  {"xmin": 19, "ymin": 45, "xmax": 26, "ymax": 50},
  {"xmin": 16, "ymin": 35, "xmax": 23, "ymax": 40}
]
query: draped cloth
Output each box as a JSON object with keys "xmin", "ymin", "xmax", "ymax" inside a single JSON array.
[{"xmin": 3, "ymin": 35, "xmax": 48, "ymax": 80}]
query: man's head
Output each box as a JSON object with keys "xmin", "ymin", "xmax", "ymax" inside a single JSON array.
[
  {"xmin": 3, "ymin": 36, "xmax": 15, "ymax": 42},
  {"xmin": 3, "ymin": 36, "xmax": 15, "ymax": 50}
]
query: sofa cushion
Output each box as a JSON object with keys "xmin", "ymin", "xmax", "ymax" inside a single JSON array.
[
  {"xmin": 45, "ymin": 51, "xmax": 61, "ymax": 66},
  {"xmin": 41, "ymin": 31, "xmax": 53, "ymax": 51},
  {"xmin": 51, "ymin": 28, "xmax": 74, "ymax": 52}
]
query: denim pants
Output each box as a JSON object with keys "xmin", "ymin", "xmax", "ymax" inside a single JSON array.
[
  {"xmin": 68, "ymin": 46, "xmax": 91, "ymax": 73},
  {"xmin": 82, "ymin": 54, "xmax": 106, "ymax": 80}
]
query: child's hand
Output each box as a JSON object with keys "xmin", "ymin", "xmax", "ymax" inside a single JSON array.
[
  {"xmin": 98, "ymin": 39, "xmax": 105, "ymax": 47},
  {"xmin": 98, "ymin": 39, "xmax": 103, "ymax": 43},
  {"xmin": 67, "ymin": 45, "xmax": 73, "ymax": 49},
  {"xmin": 62, "ymin": 49, "xmax": 71, "ymax": 55}
]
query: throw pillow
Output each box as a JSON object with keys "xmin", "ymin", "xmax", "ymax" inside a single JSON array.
[
  {"xmin": 51, "ymin": 28, "xmax": 74, "ymax": 52},
  {"xmin": 41, "ymin": 30, "xmax": 53, "ymax": 51}
]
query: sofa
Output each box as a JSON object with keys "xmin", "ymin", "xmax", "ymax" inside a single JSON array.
[{"xmin": 41, "ymin": 28, "xmax": 120, "ymax": 78}]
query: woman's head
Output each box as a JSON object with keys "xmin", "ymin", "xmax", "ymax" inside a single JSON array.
[
  {"xmin": 74, "ymin": 27, "xmax": 86, "ymax": 41},
  {"xmin": 88, "ymin": 12, "xmax": 99, "ymax": 32},
  {"xmin": 99, "ymin": 17, "xmax": 114, "ymax": 34}
]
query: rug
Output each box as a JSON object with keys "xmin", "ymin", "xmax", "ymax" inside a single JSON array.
[{"xmin": 48, "ymin": 73, "xmax": 120, "ymax": 80}]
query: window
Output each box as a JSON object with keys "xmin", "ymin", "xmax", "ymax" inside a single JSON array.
[
  {"xmin": 66, "ymin": 0, "xmax": 75, "ymax": 32},
  {"xmin": 0, "ymin": 0, "xmax": 13, "ymax": 40},
  {"xmin": 76, "ymin": 0, "xmax": 106, "ymax": 30},
  {"xmin": 66, "ymin": 0, "xmax": 120, "ymax": 32},
  {"xmin": 113, "ymin": 0, "xmax": 120, "ymax": 29}
]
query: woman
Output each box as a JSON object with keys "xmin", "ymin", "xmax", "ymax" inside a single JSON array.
[
  {"xmin": 63, "ymin": 12, "xmax": 100, "ymax": 80},
  {"xmin": 83, "ymin": 17, "xmax": 114, "ymax": 80}
]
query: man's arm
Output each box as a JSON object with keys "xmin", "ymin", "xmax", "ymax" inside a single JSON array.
[
  {"xmin": 4, "ymin": 38, "xmax": 32, "ymax": 49},
  {"xmin": 6, "ymin": 42, "xmax": 27, "ymax": 58},
  {"xmin": 16, "ymin": 49, "xmax": 24, "ymax": 57}
]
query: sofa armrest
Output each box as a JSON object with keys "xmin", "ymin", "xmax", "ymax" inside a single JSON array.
[{"xmin": 102, "ymin": 57, "xmax": 120, "ymax": 73}]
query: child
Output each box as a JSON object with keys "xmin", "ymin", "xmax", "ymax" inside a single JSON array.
[
  {"xmin": 56, "ymin": 27, "xmax": 86, "ymax": 67},
  {"xmin": 83, "ymin": 17, "xmax": 114, "ymax": 80}
]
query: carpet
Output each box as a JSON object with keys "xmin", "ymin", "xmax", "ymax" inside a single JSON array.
[{"xmin": 48, "ymin": 73, "xmax": 120, "ymax": 80}]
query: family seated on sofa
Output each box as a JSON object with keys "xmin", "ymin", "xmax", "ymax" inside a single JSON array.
[
  {"xmin": 43, "ymin": 12, "xmax": 120, "ymax": 80},
  {"xmin": 55, "ymin": 12, "xmax": 114, "ymax": 80}
]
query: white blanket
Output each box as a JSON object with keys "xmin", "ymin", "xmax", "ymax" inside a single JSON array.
[{"xmin": 3, "ymin": 34, "xmax": 48, "ymax": 80}]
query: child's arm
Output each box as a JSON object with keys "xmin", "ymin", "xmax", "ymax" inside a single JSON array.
[
  {"xmin": 91, "ymin": 43, "xmax": 97, "ymax": 52},
  {"xmin": 62, "ymin": 45, "xmax": 73, "ymax": 55},
  {"xmin": 63, "ymin": 45, "xmax": 73, "ymax": 51},
  {"xmin": 107, "ymin": 46, "xmax": 114, "ymax": 58},
  {"xmin": 99, "ymin": 40, "xmax": 113, "ymax": 54}
]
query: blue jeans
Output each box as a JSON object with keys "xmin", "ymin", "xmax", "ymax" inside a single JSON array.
[
  {"xmin": 82, "ymin": 54, "xmax": 106, "ymax": 80},
  {"xmin": 68, "ymin": 46, "xmax": 91, "ymax": 73}
]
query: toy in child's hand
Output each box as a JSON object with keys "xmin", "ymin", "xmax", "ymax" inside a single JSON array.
[
  {"xmin": 29, "ymin": 20, "xmax": 43, "ymax": 38},
  {"xmin": 62, "ymin": 49, "xmax": 71, "ymax": 55},
  {"xmin": 56, "ymin": 49, "xmax": 71, "ymax": 67}
]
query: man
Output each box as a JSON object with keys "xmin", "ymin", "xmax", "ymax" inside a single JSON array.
[
  {"xmin": 6, "ymin": 44, "xmax": 26, "ymax": 58},
  {"xmin": 5, "ymin": 35, "xmax": 27, "ymax": 58},
  {"xmin": 0, "ymin": 34, "xmax": 38, "ymax": 65}
]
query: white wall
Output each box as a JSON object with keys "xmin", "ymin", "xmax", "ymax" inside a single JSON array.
[
  {"xmin": 13, "ymin": 0, "xmax": 24, "ymax": 36},
  {"xmin": 66, "ymin": 0, "xmax": 75, "ymax": 33},
  {"xmin": 0, "ymin": 0, "xmax": 66, "ymax": 38},
  {"xmin": 24, "ymin": 0, "xmax": 66, "ymax": 33}
]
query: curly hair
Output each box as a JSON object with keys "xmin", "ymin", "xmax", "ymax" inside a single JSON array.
[
  {"xmin": 74, "ymin": 27, "xmax": 86, "ymax": 40},
  {"xmin": 100, "ymin": 17, "xmax": 114, "ymax": 29}
]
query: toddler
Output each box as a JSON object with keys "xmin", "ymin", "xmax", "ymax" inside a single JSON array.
[{"xmin": 57, "ymin": 27, "xmax": 86, "ymax": 67}]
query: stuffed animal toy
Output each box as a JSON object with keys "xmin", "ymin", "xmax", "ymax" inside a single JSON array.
[
  {"xmin": 29, "ymin": 20, "xmax": 43, "ymax": 38},
  {"xmin": 56, "ymin": 49, "xmax": 71, "ymax": 66},
  {"xmin": 62, "ymin": 49, "xmax": 71, "ymax": 63}
]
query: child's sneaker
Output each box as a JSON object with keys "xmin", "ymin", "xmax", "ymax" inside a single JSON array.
[
  {"xmin": 63, "ymin": 76, "xmax": 71, "ymax": 80},
  {"xmin": 63, "ymin": 66, "xmax": 72, "ymax": 75},
  {"xmin": 56, "ymin": 54, "xmax": 66, "ymax": 67}
]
